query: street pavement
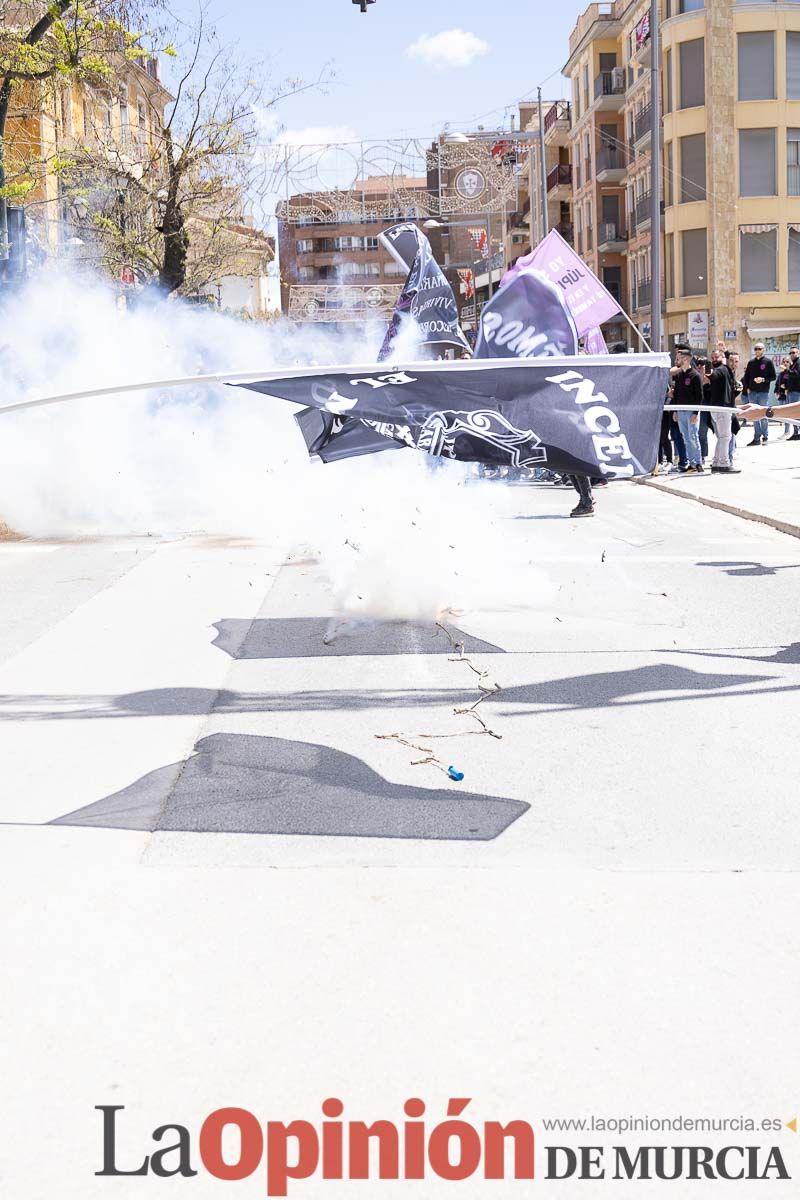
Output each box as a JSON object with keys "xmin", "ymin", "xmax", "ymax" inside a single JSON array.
[
  {"xmin": 645, "ymin": 426, "xmax": 800, "ymax": 539},
  {"xmin": 2, "ymin": 474, "xmax": 799, "ymax": 1197}
]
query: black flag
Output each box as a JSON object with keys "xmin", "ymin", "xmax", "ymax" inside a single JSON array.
[
  {"xmin": 475, "ymin": 267, "xmax": 580, "ymax": 360},
  {"xmin": 377, "ymin": 222, "xmax": 470, "ymax": 361},
  {"xmin": 292, "ymin": 222, "xmax": 468, "ymax": 461},
  {"xmin": 239, "ymin": 356, "xmax": 669, "ymax": 479}
]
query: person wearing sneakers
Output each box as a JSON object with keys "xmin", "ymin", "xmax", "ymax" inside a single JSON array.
[
  {"xmin": 672, "ymin": 348, "xmax": 704, "ymax": 473},
  {"xmin": 742, "ymin": 342, "xmax": 776, "ymax": 445},
  {"xmin": 785, "ymin": 347, "xmax": 800, "ymax": 441},
  {"xmin": 709, "ymin": 349, "xmax": 739, "ymax": 474}
]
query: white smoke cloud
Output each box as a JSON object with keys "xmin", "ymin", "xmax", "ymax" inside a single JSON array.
[{"xmin": 0, "ymin": 270, "xmax": 554, "ymax": 622}]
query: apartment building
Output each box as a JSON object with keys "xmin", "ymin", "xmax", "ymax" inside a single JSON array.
[
  {"xmin": 278, "ymin": 133, "xmax": 523, "ymax": 325},
  {"xmin": 516, "ymin": 98, "xmax": 574, "ymax": 254},
  {"xmin": 564, "ymin": 1, "xmax": 632, "ymax": 346},
  {"xmin": 276, "ymin": 175, "xmax": 428, "ymax": 320},
  {"xmin": 566, "ymin": 0, "xmax": 800, "ymax": 357},
  {"xmin": 663, "ymin": 0, "xmax": 800, "ymax": 357},
  {"xmin": 6, "ymin": 55, "xmax": 172, "ymax": 252}
]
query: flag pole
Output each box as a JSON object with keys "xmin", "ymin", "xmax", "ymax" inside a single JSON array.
[
  {"xmin": 537, "ymin": 87, "xmax": 550, "ymax": 239},
  {"xmin": 620, "ymin": 306, "xmax": 653, "ymax": 352}
]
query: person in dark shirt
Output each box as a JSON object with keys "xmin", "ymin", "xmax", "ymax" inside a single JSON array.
[
  {"xmin": 742, "ymin": 341, "xmax": 777, "ymax": 445},
  {"xmin": 698, "ymin": 358, "xmax": 715, "ymax": 461},
  {"xmin": 709, "ymin": 349, "xmax": 738, "ymax": 473},
  {"xmin": 787, "ymin": 348, "xmax": 800, "ymax": 440},
  {"xmin": 776, "ymin": 356, "xmax": 795, "ymax": 439},
  {"xmin": 672, "ymin": 349, "xmax": 704, "ymax": 472}
]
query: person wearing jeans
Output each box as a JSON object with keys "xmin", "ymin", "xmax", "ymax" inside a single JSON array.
[
  {"xmin": 673, "ymin": 349, "xmax": 704, "ymax": 472},
  {"xmin": 742, "ymin": 342, "xmax": 776, "ymax": 444}
]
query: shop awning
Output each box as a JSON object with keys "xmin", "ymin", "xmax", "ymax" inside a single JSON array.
[{"xmin": 745, "ymin": 323, "xmax": 800, "ymax": 336}]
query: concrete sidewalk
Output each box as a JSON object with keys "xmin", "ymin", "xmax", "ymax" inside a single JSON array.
[{"xmin": 642, "ymin": 431, "xmax": 800, "ymax": 538}]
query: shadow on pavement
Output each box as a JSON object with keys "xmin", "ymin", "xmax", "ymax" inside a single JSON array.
[
  {"xmin": 495, "ymin": 663, "xmax": 773, "ymax": 713},
  {"xmin": 49, "ymin": 732, "xmax": 528, "ymax": 841},
  {"xmin": 696, "ymin": 560, "xmax": 800, "ymax": 578},
  {"xmin": 680, "ymin": 642, "xmax": 800, "ymax": 666},
  {"xmin": 211, "ymin": 617, "xmax": 505, "ymax": 660},
  {"xmin": 0, "ymin": 664, "xmax": 776, "ymax": 723}
]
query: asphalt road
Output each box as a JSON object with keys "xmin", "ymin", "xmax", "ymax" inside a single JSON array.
[{"xmin": 2, "ymin": 477, "xmax": 799, "ymax": 1197}]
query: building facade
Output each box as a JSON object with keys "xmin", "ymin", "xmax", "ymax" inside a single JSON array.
[
  {"xmin": 277, "ymin": 135, "xmax": 527, "ymax": 328},
  {"xmin": 276, "ymin": 175, "xmax": 427, "ymax": 322},
  {"xmin": 513, "ymin": 98, "xmax": 574, "ymax": 258},
  {"xmin": 6, "ymin": 55, "xmax": 172, "ymax": 255},
  {"xmin": 663, "ymin": 0, "xmax": 800, "ymax": 358},
  {"xmin": 566, "ymin": 0, "xmax": 800, "ymax": 358},
  {"xmin": 564, "ymin": 1, "xmax": 632, "ymax": 346}
]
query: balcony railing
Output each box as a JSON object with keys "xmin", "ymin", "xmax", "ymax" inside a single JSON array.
[
  {"xmin": 635, "ymin": 192, "xmax": 652, "ymax": 227},
  {"xmin": 544, "ymin": 101, "xmax": 571, "ymax": 136},
  {"xmin": 594, "ymin": 69, "xmax": 625, "ymax": 100},
  {"xmin": 598, "ymin": 222, "xmax": 628, "ymax": 247},
  {"xmin": 547, "ymin": 164, "xmax": 573, "ymax": 191},
  {"xmin": 597, "ymin": 147, "xmax": 627, "ymax": 173},
  {"xmin": 634, "ymin": 104, "xmax": 652, "ymax": 143}
]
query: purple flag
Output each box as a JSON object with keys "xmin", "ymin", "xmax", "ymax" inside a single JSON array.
[
  {"xmin": 504, "ymin": 229, "xmax": 622, "ymax": 338},
  {"xmin": 585, "ymin": 327, "xmax": 609, "ymax": 355}
]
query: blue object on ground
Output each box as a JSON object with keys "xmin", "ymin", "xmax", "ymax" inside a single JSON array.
[{"xmin": 447, "ymin": 766, "xmax": 465, "ymax": 782}]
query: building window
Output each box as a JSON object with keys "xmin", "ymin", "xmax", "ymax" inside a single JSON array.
[
  {"xmin": 789, "ymin": 130, "xmax": 800, "ymax": 196},
  {"xmin": 788, "ymin": 32, "xmax": 800, "ymax": 101},
  {"xmin": 664, "ymin": 49, "xmax": 672, "ymax": 115},
  {"xmin": 666, "ymin": 142, "xmax": 674, "ymax": 207},
  {"xmin": 602, "ymin": 266, "xmax": 621, "ymax": 303},
  {"xmin": 297, "ymin": 267, "xmax": 315, "ymax": 282},
  {"xmin": 296, "ymin": 239, "xmax": 314, "ymax": 254},
  {"xmin": 137, "ymin": 99, "xmax": 148, "ymax": 146},
  {"xmin": 739, "ymin": 128, "xmax": 776, "ymax": 197},
  {"xmin": 738, "ymin": 33, "xmax": 775, "ymax": 101},
  {"xmin": 666, "ymin": 232, "xmax": 675, "ymax": 299},
  {"xmin": 679, "ymin": 39, "xmax": 705, "ymax": 110},
  {"xmin": 789, "ymin": 228, "xmax": 800, "ymax": 291},
  {"xmin": 679, "ymin": 0, "xmax": 704, "ymax": 10},
  {"xmin": 681, "ymin": 228, "xmax": 707, "ymax": 296},
  {"xmin": 680, "ymin": 134, "xmax": 706, "ymax": 202},
  {"xmin": 740, "ymin": 227, "xmax": 777, "ymax": 292},
  {"xmin": 119, "ymin": 88, "xmax": 130, "ymax": 142},
  {"xmin": 384, "ymin": 261, "xmax": 406, "ymax": 276}
]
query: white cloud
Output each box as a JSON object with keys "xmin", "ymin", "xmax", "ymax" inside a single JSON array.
[{"xmin": 405, "ymin": 29, "xmax": 489, "ymax": 71}]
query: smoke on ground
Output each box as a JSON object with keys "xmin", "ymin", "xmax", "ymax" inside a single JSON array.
[{"xmin": 0, "ymin": 271, "xmax": 553, "ymax": 619}]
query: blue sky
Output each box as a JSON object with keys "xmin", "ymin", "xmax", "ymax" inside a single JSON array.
[{"xmin": 167, "ymin": 0, "xmax": 582, "ymax": 144}]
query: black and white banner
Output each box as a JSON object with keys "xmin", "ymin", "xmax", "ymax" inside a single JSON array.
[
  {"xmin": 377, "ymin": 222, "xmax": 470, "ymax": 361},
  {"xmin": 240, "ymin": 355, "xmax": 670, "ymax": 478}
]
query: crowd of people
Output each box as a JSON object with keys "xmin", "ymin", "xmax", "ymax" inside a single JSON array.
[{"xmin": 657, "ymin": 339, "xmax": 800, "ymax": 478}]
